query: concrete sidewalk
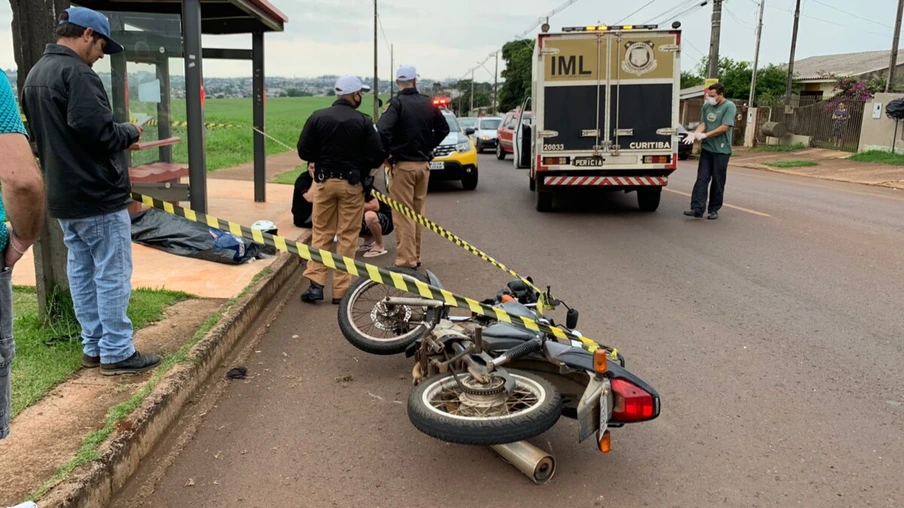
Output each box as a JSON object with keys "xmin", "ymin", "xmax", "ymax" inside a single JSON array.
[
  {"xmin": 13, "ymin": 176, "xmax": 309, "ymax": 299},
  {"xmin": 728, "ymin": 147, "xmax": 904, "ymax": 190}
]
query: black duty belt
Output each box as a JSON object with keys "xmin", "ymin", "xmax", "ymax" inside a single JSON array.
[{"xmin": 314, "ymin": 169, "xmax": 361, "ymax": 185}]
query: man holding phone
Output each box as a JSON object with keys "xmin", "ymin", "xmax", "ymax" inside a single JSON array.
[{"xmin": 20, "ymin": 7, "xmax": 161, "ymax": 375}]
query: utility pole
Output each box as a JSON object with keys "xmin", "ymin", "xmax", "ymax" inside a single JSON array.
[
  {"xmin": 885, "ymin": 0, "xmax": 904, "ymax": 92},
  {"xmin": 784, "ymin": 0, "xmax": 802, "ymax": 106},
  {"xmin": 373, "ymin": 0, "xmax": 379, "ymax": 119},
  {"xmin": 707, "ymin": 0, "xmax": 723, "ymax": 78},
  {"xmin": 494, "ymin": 51, "xmax": 499, "ymax": 114},
  {"xmin": 748, "ymin": 0, "xmax": 765, "ymax": 106},
  {"xmin": 470, "ymin": 69, "xmax": 475, "ymax": 115},
  {"xmin": 390, "ymin": 43, "xmax": 394, "ymax": 98}
]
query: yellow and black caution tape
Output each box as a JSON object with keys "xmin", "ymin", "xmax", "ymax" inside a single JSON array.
[
  {"xmin": 249, "ymin": 127, "xmax": 555, "ymax": 314},
  {"xmin": 370, "ymin": 188, "xmax": 554, "ymax": 312},
  {"xmin": 130, "ymin": 192, "xmax": 618, "ymax": 359}
]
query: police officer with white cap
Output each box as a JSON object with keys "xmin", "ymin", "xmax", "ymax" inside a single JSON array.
[
  {"xmin": 376, "ymin": 65, "xmax": 449, "ymax": 269},
  {"xmin": 297, "ymin": 76, "xmax": 385, "ymax": 304}
]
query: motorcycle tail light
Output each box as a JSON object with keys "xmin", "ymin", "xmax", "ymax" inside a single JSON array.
[{"xmin": 610, "ymin": 378, "xmax": 655, "ymax": 422}]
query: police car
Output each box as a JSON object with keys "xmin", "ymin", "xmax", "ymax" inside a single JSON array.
[{"xmin": 428, "ymin": 98, "xmax": 479, "ymax": 190}]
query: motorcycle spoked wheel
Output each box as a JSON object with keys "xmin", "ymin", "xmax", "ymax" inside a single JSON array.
[
  {"xmin": 407, "ymin": 369, "xmax": 563, "ymax": 446},
  {"xmin": 337, "ymin": 266, "xmax": 434, "ymax": 355}
]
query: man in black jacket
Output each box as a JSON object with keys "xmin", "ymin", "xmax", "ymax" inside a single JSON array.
[
  {"xmin": 20, "ymin": 7, "xmax": 160, "ymax": 375},
  {"xmin": 297, "ymin": 76, "xmax": 385, "ymax": 304},
  {"xmin": 376, "ymin": 66, "xmax": 449, "ymax": 269}
]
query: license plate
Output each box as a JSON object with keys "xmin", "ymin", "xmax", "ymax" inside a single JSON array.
[
  {"xmin": 429, "ymin": 162, "xmax": 444, "ymax": 170},
  {"xmin": 572, "ymin": 156, "xmax": 604, "ymax": 167}
]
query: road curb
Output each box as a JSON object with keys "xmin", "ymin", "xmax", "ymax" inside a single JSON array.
[
  {"xmin": 38, "ymin": 230, "xmax": 310, "ymax": 508},
  {"xmin": 730, "ymin": 161, "xmax": 903, "ymax": 190}
]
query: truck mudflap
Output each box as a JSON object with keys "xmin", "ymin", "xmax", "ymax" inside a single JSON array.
[{"xmin": 543, "ymin": 175, "xmax": 667, "ymax": 186}]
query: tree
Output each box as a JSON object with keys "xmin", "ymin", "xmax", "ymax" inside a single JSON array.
[
  {"xmin": 681, "ymin": 71, "xmax": 703, "ymax": 90},
  {"xmin": 498, "ymin": 39, "xmax": 534, "ymax": 113},
  {"xmin": 694, "ymin": 56, "xmax": 787, "ymax": 105},
  {"xmin": 452, "ymin": 79, "xmax": 492, "ymax": 115},
  {"xmin": 10, "ymin": 0, "xmax": 72, "ymax": 320},
  {"xmin": 821, "ymin": 75, "xmax": 876, "ymax": 112}
]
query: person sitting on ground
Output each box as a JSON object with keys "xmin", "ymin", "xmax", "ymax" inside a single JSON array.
[
  {"xmin": 357, "ymin": 194, "xmax": 393, "ymax": 258},
  {"xmin": 291, "ymin": 162, "xmax": 314, "ymax": 229}
]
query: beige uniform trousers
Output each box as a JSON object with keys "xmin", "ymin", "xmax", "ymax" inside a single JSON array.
[
  {"xmin": 303, "ymin": 179, "xmax": 365, "ymax": 298},
  {"xmin": 389, "ymin": 161, "xmax": 429, "ymax": 268}
]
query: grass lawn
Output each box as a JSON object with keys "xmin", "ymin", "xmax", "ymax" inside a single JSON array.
[
  {"xmin": 764, "ymin": 160, "xmax": 818, "ymax": 168},
  {"xmin": 848, "ymin": 150, "xmax": 904, "ymax": 165},
  {"xmin": 10, "ymin": 286, "xmax": 189, "ymax": 418},
  {"xmin": 752, "ymin": 143, "xmax": 806, "ymax": 152},
  {"xmin": 272, "ymin": 164, "xmax": 307, "ymax": 185},
  {"xmin": 129, "ymin": 95, "xmax": 387, "ymax": 171}
]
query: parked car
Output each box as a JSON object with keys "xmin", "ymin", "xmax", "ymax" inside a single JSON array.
[
  {"xmin": 496, "ymin": 109, "xmax": 532, "ymax": 160},
  {"xmin": 469, "ymin": 116, "xmax": 502, "ymax": 153},
  {"xmin": 458, "ymin": 117, "xmax": 477, "ymax": 131},
  {"xmin": 678, "ymin": 124, "xmax": 692, "ymax": 160},
  {"xmin": 425, "ymin": 110, "xmax": 479, "ymax": 190}
]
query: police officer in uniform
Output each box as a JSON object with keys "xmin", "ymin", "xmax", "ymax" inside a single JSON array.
[
  {"xmin": 376, "ymin": 65, "xmax": 450, "ymax": 269},
  {"xmin": 297, "ymin": 76, "xmax": 385, "ymax": 303}
]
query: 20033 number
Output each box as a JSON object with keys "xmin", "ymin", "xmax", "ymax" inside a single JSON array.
[{"xmin": 543, "ymin": 144, "xmax": 565, "ymax": 151}]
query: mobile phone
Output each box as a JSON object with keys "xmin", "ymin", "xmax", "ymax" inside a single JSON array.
[{"xmin": 136, "ymin": 116, "xmax": 153, "ymax": 127}]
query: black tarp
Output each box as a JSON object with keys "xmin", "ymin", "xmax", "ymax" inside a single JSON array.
[{"xmin": 130, "ymin": 208, "xmax": 262, "ymax": 265}]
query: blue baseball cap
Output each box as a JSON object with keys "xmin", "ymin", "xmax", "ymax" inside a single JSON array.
[{"xmin": 61, "ymin": 7, "xmax": 124, "ymax": 55}]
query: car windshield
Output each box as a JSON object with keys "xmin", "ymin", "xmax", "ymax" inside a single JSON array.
[
  {"xmin": 458, "ymin": 117, "xmax": 477, "ymax": 128},
  {"xmin": 478, "ymin": 119, "xmax": 502, "ymax": 130},
  {"xmin": 445, "ymin": 115, "xmax": 461, "ymax": 133}
]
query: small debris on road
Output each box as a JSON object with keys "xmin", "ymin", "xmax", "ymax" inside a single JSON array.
[
  {"xmin": 335, "ymin": 374, "xmax": 354, "ymax": 384},
  {"xmin": 184, "ymin": 478, "xmax": 196, "ymax": 487},
  {"xmin": 226, "ymin": 366, "xmax": 247, "ymax": 379}
]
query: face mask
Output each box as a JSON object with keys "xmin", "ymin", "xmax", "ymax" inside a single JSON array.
[
  {"xmin": 353, "ymin": 93, "xmax": 362, "ymax": 109},
  {"xmin": 705, "ymin": 96, "xmax": 717, "ymax": 106}
]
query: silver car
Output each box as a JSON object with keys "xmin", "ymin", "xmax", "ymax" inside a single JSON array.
[{"xmin": 468, "ymin": 116, "xmax": 502, "ymax": 153}]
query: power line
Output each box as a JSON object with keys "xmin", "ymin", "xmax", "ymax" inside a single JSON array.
[
  {"xmin": 725, "ymin": 5, "xmax": 755, "ymax": 29},
  {"xmin": 617, "ymin": 0, "xmax": 660, "ymax": 24},
  {"xmin": 765, "ymin": 3, "xmax": 892, "ymax": 37},
  {"xmin": 809, "ymin": 0, "xmax": 895, "ymax": 29},
  {"xmin": 376, "ymin": 14, "xmax": 391, "ymax": 53}
]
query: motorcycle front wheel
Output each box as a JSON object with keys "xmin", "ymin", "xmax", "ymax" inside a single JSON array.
[
  {"xmin": 337, "ymin": 266, "xmax": 434, "ymax": 355},
  {"xmin": 408, "ymin": 369, "xmax": 562, "ymax": 446}
]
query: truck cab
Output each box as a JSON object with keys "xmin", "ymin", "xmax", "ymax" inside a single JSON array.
[{"xmin": 524, "ymin": 24, "xmax": 682, "ymax": 212}]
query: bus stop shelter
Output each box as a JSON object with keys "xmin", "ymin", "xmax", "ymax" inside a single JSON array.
[{"xmin": 73, "ymin": 0, "xmax": 288, "ymax": 213}]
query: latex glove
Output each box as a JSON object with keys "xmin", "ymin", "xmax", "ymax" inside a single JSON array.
[{"xmin": 682, "ymin": 132, "xmax": 698, "ymax": 145}]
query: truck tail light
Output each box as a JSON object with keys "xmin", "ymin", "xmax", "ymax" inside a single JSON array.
[
  {"xmin": 541, "ymin": 156, "xmax": 570, "ymax": 166},
  {"xmin": 642, "ymin": 155, "xmax": 672, "ymax": 164},
  {"xmin": 667, "ymin": 152, "xmax": 678, "ymax": 170},
  {"xmin": 536, "ymin": 155, "xmax": 548, "ymax": 171}
]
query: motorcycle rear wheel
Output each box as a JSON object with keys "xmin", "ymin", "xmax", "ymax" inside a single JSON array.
[
  {"xmin": 408, "ymin": 369, "xmax": 562, "ymax": 446},
  {"xmin": 337, "ymin": 266, "xmax": 433, "ymax": 355}
]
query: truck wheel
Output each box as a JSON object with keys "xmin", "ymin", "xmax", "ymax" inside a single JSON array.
[
  {"xmin": 637, "ymin": 188, "xmax": 662, "ymax": 212},
  {"xmin": 529, "ymin": 177, "xmax": 536, "ymax": 191},
  {"xmin": 461, "ymin": 170, "xmax": 478, "ymax": 190},
  {"xmin": 496, "ymin": 144, "xmax": 506, "ymax": 160},
  {"xmin": 536, "ymin": 189, "xmax": 553, "ymax": 212}
]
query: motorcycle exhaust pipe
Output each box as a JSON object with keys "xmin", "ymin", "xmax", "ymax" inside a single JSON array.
[{"xmin": 490, "ymin": 441, "xmax": 556, "ymax": 484}]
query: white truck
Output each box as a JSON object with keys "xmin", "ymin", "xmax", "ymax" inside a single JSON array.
[{"xmin": 514, "ymin": 24, "xmax": 682, "ymax": 212}]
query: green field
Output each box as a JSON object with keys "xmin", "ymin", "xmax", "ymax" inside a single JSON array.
[{"xmin": 129, "ymin": 95, "xmax": 386, "ymax": 171}]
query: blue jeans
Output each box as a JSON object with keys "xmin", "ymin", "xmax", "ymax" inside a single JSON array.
[
  {"xmin": 0, "ymin": 266, "xmax": 13, "ymax": 439},
  {"xmin": 59, "ymin": 210, "xmax": 135, "ymax": 364}
]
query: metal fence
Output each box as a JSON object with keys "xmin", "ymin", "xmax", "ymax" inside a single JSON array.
[{"xmin": 754, "ymin": 97, "xmax": 865, "ymax": 152}]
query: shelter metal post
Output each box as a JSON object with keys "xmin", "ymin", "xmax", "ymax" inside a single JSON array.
[{"xmin": 253, "ymin": 30, "xmax": 266, "ymax": 202}]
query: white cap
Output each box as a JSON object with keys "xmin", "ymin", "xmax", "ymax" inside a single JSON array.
[
  {"xmin": 396, "ymin": 65, "xmax": 418, "ymax": 81},
  {"xmin": 334, "ymin": 75, "xmax": 371, "ymax": 95}
]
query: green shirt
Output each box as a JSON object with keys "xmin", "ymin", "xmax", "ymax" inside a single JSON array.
[{"xmin": 701, "ymin": 99, "xmax": 736, "ymax": 155}]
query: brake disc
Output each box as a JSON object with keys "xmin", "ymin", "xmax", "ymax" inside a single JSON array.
[{"xmin": 370, "ymin": 301, "xmax": 412, "ymax": 332}]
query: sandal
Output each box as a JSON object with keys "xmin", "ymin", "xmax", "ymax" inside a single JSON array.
[
  {"xmin": 357, "ymin": 242, "xmax": 375, "ymax": 252},
  {"xmin": 363, "ymin": 248, "xmax": 388, "ymax": 258}
]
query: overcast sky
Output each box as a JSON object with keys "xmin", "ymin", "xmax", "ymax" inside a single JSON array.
[{"xmin": 1, "ymin": 0, "xmax": 901, "ymax": 81}]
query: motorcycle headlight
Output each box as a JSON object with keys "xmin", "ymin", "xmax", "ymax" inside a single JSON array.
[{"xmin": 456, "ymin": 141, "xmax": 471, "ymax": 153}]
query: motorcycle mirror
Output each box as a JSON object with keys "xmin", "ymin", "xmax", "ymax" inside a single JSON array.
[{"xmin": 566, "ymin": 308, "xmax": 579, "ymax": 329}]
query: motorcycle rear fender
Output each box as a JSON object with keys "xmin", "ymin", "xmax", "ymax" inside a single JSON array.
[{"xmin": 544, "ymin": 341, "xmax": 660, "ymax": 406}]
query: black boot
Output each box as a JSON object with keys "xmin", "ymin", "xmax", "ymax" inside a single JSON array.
[
  {"xmin": 101, "ymin": 351, "xmax": 161, "ymax": 376},
  {"xmin": 301, "ymin": 281, "xmax": 324, "ymax": 303}
]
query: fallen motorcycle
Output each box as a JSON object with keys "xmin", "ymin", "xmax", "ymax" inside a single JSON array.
[{"xmin": 337, "ymin": 267, "xmax": 660, "ymax": 477}]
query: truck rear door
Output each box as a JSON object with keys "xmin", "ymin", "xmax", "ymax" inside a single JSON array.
[
  {"xmin": 540, "ymin": 33, "xmax": 607, "ymax": 153},
  {"xmin": 609, "ymin": 30, "xmax": 679, "ymax": 156}
]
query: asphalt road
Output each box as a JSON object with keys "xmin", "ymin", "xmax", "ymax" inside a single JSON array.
[{"xmin": 113, "ymin": 155, "xmax": 904, "ymax": 508}]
